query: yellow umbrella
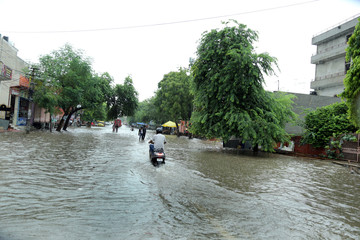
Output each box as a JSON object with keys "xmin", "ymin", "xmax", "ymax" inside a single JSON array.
[{"xmin": 162, "ymin": 121, "xmax": 177, "ymax": 128}]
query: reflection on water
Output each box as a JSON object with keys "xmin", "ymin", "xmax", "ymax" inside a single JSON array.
[{"xmin": 0, "ymin": 126, "xmax": 359, "ymax": 239}]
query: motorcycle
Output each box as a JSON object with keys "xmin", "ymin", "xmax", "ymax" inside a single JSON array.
[{"xmin": 149, "ymin": 145, "xmax": 165, "ymax": 165}]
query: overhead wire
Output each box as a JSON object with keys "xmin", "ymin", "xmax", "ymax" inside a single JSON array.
[{"xmin": 3, "ymin": 0, "xmax": 320, "ymax": 34}]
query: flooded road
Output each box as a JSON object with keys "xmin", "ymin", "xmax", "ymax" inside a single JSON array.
[{"xmin": 0, "ymin": 126, "xmax": 359, "ymax": 239}]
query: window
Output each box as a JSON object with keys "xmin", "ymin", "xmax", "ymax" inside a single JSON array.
[
  {"xmin": 346, "ymin": 34, "xmax": 352, "ymax": 43},
  {"xmin": 345, "ymin": 61, "xmax": 351, "ymax": 73}
]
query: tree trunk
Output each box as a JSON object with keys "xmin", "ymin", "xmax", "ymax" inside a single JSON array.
[
  {"xmin": 63, "ymin": 107, "xmax": 84, "ymax": 131},
  {"xmin": 56, "ymin": 108, "xmax": 70, "ymax": 132},
  {"xmin": 253, "ymin": 144, "xmax": 259, "ymax": 153},
  {"xmin": 175, "ymin": 121, "xmax": 180, "ymax": 137},
  {"xmin": 49, "ymin": 114, "xmax": 52, "ymax": 133},
  {"xmin": 56, "ymin": 117, "xmax": 64, "ymax": 132},
  {"xmin": 62, "ymin": 115, "xmax": 71, "ymax": 131},
  {"xmin": 63, "ymin": 109, "xmax": 76, "ymax": 131}
]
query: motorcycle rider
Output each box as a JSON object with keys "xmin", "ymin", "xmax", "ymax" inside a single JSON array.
[{"xmin": 149, "ymin": 127, "xmax": 166, "ymax": 154}]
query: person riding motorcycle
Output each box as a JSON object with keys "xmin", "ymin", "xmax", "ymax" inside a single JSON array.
[{"xmin": 149, "ymin": 128, "xmax": 166, "ymax": 154}]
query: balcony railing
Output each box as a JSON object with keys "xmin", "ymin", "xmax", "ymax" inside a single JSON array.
[
  {"xmin": 311, "ymin": 43, "xmax": 347, "ymax": 64},
  {"xmin": 314, "ymin": 42, "xmax": 347, "ymax": 55},
  {"xmin": 313, "ymin": 13, "xmax": 360, "ymax": 38},
  {"xmin": 313, "ymin": 71, "xmax": 345, "ymax": 81}
]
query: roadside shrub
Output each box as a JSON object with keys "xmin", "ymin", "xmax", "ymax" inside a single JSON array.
[{"xmin": 301, "ymin": 102, "xmax": 357, "ymax": 148}]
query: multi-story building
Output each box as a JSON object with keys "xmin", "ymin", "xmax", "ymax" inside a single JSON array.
[
  {"xmin": 310, "ymin": 14, "xmax": 360, "ymax": 97},
  {"xmin": 0, "ymin": 35, "xmax": 56, "ymax": 130},
  {"xmin": 0, "ymin": 35, "xmax": 30, "ymax": 129}
]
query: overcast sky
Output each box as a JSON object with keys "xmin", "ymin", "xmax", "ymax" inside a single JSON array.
[{"xmin": 1, "ymin": 0, "xmax": 360, "ymax": 101}]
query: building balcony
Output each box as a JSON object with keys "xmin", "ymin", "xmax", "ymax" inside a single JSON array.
[
  {"xmin": 310, "ymin": 71, "xmax": 345, "ymax": 90},
  {"xmin": 312, "ymin": 16, "xmax": 359, "ymax": 45},
  {"xmin": 311, "ymin": 43, "xmax": 347, "ymax": 64}
]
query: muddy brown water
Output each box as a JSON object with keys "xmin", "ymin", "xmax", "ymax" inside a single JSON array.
[{"xmin": 0, "ymin": 126, "xmax": 359, "ymax": 239}]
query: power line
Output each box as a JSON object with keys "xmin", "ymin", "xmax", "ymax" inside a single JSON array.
[{"xmin": 4, "ymin": 0, "xmax": 319, "ymax": 34}]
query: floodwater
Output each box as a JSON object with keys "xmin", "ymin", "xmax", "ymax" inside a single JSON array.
[{"xmin": 0, "ymin": 126, "xmax": 359, "ymax": 240}]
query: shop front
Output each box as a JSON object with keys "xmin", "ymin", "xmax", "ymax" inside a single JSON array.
[{"xmin": 9, "ymin": 75, "xmax": 30, "ymax": 127}]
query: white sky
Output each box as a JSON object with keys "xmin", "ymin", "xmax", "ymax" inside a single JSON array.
[{"xmin": 1, "ymin": 0, "xmax": 360, "ymax": 101}]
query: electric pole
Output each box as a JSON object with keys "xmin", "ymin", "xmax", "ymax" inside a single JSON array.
[{"xmin": 26, "ymin": 67, "xmax": 36, "ymax": 134}]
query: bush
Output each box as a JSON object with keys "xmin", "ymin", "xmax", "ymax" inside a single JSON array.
[{"xmin": 302, "ymin": 102, "xmax": 357, "ymax": 148}]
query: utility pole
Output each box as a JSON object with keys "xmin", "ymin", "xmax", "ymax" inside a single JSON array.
[{"xmin": 26, "ymin": 67, "xmax": 36, "ymax": 134}]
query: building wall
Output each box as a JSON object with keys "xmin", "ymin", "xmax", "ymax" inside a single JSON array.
[
  {"xmin": 315, "ymin": 57, "xmax": 345, "ymax": 78},
  {"xmin": 284, "ymin": 92, "xmax": 342, "ymax": 135},
  {"xmin": 316, "ymin": 35, "xmax": 346, "ymax": 54},
  {"xmin": 0, "ymin": 35, "xmax": 29, "ymax": 125},
  {"xmin": 310, "ymin": 15, "xmax": 359, "ymax": 96}
]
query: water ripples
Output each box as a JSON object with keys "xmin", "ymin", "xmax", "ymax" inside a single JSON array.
[{"xmin": 0, "ymin": 127, "xmax": 360, "ymax": 239}]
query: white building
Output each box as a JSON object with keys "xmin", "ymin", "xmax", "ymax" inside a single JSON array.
[
  {"xmin": 310, "ymin": 14, "xmax": 360, "ymax": 97},
  {"xmin": 0, "ymin": 35, "xmax": 29, "ymax": 129}
]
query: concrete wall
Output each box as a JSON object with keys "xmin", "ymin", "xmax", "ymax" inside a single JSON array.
[
  {"xmin": 316, "ymin": 85, "xmax": 344, "ymax": 97},
  {"xmin": 285, "ymin": 92, "xmax": 342, "ymax": 135},
  {"xmin": 316, "ymin": 57, "xmax": 345, "ymax": 77},
  {"xmin": 316, "ymin": 35, "xmax": 347, "ymax": 54}
]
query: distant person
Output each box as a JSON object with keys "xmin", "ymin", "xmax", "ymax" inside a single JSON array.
[
  {"xmin": 148, "ymin": 128, "xmax": 167, "ymax": 154},
  {"xmin": 142, "ymin": 126, "xmax": 147, "ymax": 140},
  {"xmin": 113, "ymin": 119, "xmax": 122, "ymax": 133},
  {"xmin": 138, "ymin": 126, "xmax": 145, "ymax": 141}
]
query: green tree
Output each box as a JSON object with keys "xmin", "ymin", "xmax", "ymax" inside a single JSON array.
[
  {"xmin": 190, "ymin": 20, "xmax": 296, "ymax": 151},
  {"xmin": 82, "ymin": 103, "xmax": 107, "ymax": 122},
  {"xmin": 107, "ymin": 76, "xmax": 138, "ymax": 120},
  {"xmin": 154, "ymin": 68, "xmax": 193, "ymax": 131},
  {"xmin": 83, "ymin": 73, "xmax": 113, "ymax": 122},
  {"xmin": 30, "ymin": 66, "xmax": 60, "ymax": 131},
  {"xmin": 301, "ymin": 102, "xmax": 357, "ymax": 148},
  {"xmin": 129, "ymin": 97, "xmax": 158, "ymax": 124},
  {"xmin": 35, "ymin": 44, "xmax": 113, "ymax": 131},
  {"xmin": 342, "ymin": 19, "xmax": 360, "ymax": 128}
]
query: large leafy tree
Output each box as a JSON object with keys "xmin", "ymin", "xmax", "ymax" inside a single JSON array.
[
  {"xmin": 190, "ymin": 20, "xmax": 296, "ymax": 151},
  {"xmin": 154, "ymin": 68, "xmax": 193, "ymax": 128},
  {"xmin": 82, "ymin": 73, "xmax": 113, "ymax": 122},
  {"xmin": 107, "ymin": 76, "xmax": 138, "ymax": 119},
  {"xmin": 35, "ymin": 44, "xmax": 113, "ymax": 131},
  {"xmin": 31, "ymin": 66, "xmax": 59, "ymax": 131},
  {"xmin": 82, "ymin": 103, "xmax": 108, "ymax": 122},
  {"xmin": 129, "ymin": 97, "xmax": 158, "ymax": 124},
  {"xmin": 342, "ymin": 19, "xmax": 360, "ymax": 128},
  {"xmin": 301, "ymin": 102, "xmax": 356, "ymax": 148}
]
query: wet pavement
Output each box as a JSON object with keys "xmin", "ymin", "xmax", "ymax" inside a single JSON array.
[{"xmin": 0, "ymin": 126, "xmax": 359, "ymax": 239}]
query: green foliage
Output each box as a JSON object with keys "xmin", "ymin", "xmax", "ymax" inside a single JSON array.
[
  {"xmin": 107, "ymin": 76, "xmax": 138, "ymax": 119},
  {"xmin": 190, "ymin": 20, "xmax": 296, "ymax": 151},
  {"xmin": 129, "ymin": 97, "xmax": 158, "ymax": 124},
  {"xmin": 325, "ymin": 133, "xmax": 357, "ymax": 159},
  {"xmin": 39, "ymin": 45, "xmax": 92, "ymax": 111},
  {"xmin": 154, "ymin": 68, "xmax": 193, "ymax": 123},
  {"xmin": 34, "ymin": 44, "xmax": 114, "ymax": 131},
  {"xmin": 32, "ymin": 71, "xmax": 59, "ymax": 116},
  {"xmin": 324, "ymin": 134, "xmax": 343, "ymax": 160},
  {"xmin": 302, "ymin": 102, "xmax": 357, "ymax": 148},
  {"xmin": 82, "ymin": 103, "xmax": 107, "ymax": 122},
  {"xmin": 342, "ymin": 19, "xmax": 360, "ymax": 128}
]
